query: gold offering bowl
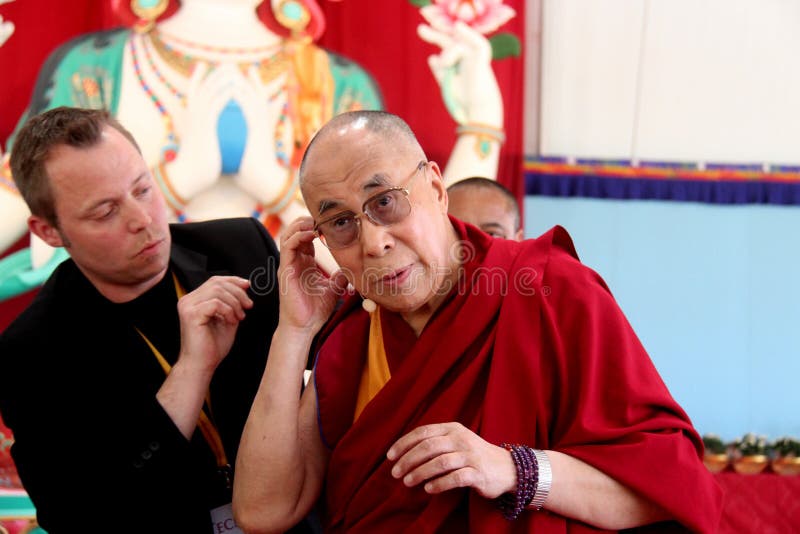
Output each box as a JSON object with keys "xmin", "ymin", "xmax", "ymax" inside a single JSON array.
[
  {"xmin": 732, "ymin": 454, "xmax": 769, "ymax": 475},
  {"xmin": 772, "ymin": 456, "xmax": 800, "ymax": 476},
  {"xmin": 703, "ymin": 453, "xmax": 730, "ymax": 473}
]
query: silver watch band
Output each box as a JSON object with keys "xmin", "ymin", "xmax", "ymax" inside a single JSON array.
[{"xmin": 530, "ymin": 449, "xmax": 552, "ymax": 510}]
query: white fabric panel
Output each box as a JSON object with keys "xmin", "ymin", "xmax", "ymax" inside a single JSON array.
[
  {"xmin": 538, "ymin": 0, "xmax": 800, "ymax": 165},
  {"xmin": 523, "ymin": 0, "xmax": 542, "ymax": 156},
  {"xmin": 636, "ymin": 0, "xmax": 800, "ymax": 164},
  {"xmin": 540, "ymin": 0, "xmax": 644, "ymax": 158}
]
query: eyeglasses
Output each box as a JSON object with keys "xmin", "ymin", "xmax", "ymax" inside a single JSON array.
[{"xmin": 314, "ymin": 160, "xmax": 428, "ymax": 250}]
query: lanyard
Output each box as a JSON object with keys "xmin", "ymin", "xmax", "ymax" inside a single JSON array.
[{"xmin": 135, "ymin": 273, "xmax": 231, "ymax": 485}]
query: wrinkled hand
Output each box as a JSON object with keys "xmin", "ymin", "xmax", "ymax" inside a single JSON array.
[
  {"xmin": 168, "ymin": 63, "xmax": 235, "ymax": 197},
  {"xmin": 387, "ymin": 422, "xmax": 516, "ymax": 499},
  {"xmin": 417, "ymin": 21, "xmax": 503, "ymax": 127},
  {"xmin": 278, "ymin": 216, "xmax": 349, "ymax": 333},
  {"xmin": 177, "ymin": 275, "xmax": 253, "ymax": 372},
  {"xmin": 278, "ymin": 200, "xmax": 340, "ymax": 277},
  {"xmin": 235, "ymin": 65, "xmax": 293, "ymax": 202}
]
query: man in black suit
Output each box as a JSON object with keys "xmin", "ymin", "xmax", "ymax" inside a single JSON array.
[{"xmin": 0, "ymin": 107, "xmax": 313, "ymax": 533}]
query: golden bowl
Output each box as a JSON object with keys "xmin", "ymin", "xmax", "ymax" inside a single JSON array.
[
  {"xmin": 772, "ymin": 456, "xmax": 800, "ymax": 476},
  {"xmin": 732, "ymin": 454, "xmax": 769, "ymax": 475},
  {"xmin": 703, "ymin": 453, "xmax": 730, "ymax": 473}
]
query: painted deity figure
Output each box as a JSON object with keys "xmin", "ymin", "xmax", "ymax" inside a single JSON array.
[{"xmin": 0, "ymin": 0, "xmax": 509, "ymax": 299}]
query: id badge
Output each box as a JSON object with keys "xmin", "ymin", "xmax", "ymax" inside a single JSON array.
[{"xmin": 210, "ymin": 503, "xmax": 244, "ymax": 533}]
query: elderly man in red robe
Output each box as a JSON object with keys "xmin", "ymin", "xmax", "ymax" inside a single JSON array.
[{"xmin": 233, "ymin": 110, "xmax": 723, "ymax": 533}]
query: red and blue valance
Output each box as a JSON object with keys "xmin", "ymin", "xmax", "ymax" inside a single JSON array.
[{"xmin": 524, "ymin": 156, "xmax": 800, "ymax": 205}]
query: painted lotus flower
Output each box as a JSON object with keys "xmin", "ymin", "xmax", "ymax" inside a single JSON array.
[{"xmin": 420, "ymin": 0, "xmax": 516, "ymax": 35}]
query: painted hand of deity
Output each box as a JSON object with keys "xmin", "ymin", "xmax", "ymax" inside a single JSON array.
[
  {"xmin": 417, "ymin": 21, "xmax": 503, "ymax": 128},
  {"xmin": 166, "ymin": 62, "xmax": 234, "ymax": 199},
  {"xmin": 235, "ymin": 65, "xmax": 295, "ymax": 205}
]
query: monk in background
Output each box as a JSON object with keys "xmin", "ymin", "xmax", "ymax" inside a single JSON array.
[{"xmin": 448, "ymin": 177, "xmax": 524, "ymax": 241}]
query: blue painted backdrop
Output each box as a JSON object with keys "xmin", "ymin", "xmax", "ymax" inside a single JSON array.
[{"xmin": 524, "ymin": 196, "xmax": 800, "ymax": 442}]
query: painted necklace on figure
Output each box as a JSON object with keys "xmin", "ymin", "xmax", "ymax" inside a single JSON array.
[{"xmin": 128, "ymin": 30, "xmax": 299, "ymax": 226}]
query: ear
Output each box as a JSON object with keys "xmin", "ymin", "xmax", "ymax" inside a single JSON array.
[
  {"xmin": 514, "ymin": 228, "xmax": 525, "ymax": 242},
  {"xmin": 427, "ymin": 161, "xmax": 448, "ymax": 212},
  {"xmin": 28, "ymin": 215, "xmax": 66, "ymax": 248}
]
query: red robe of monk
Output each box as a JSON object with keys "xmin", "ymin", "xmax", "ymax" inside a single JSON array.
[{"xmin": 313, "ymin": 218, "xmax": 723, "ymax": 533}]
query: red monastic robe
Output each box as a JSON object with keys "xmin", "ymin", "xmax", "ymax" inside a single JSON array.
[{"xmin": 314, "ymin": 218, "xmax": 723, "ymax": 533}]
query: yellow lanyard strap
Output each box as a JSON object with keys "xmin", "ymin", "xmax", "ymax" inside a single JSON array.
[{"xmin": 135, "ymin": 273, "xmax": 228, "ymax": 469}]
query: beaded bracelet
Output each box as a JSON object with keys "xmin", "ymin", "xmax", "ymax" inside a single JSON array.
[
  {"xmin": 455, "ymin": 122, "xmax": 505, "ymax": 160},
  {"xmin": 498, "ymin": 443, "xmax": 538, "ymax": 520}
]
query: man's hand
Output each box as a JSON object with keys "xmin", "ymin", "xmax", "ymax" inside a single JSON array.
[
  {"xmin": 386, "ymin": 422, "xmax": 516, "ymax": 499},
  {"xmin": 176, "ymin": 275, "xmax": 253, "ymax": 373},
  {"xmin": 158, "ymin": 275, "xmax": 253, "ymax": 439}
]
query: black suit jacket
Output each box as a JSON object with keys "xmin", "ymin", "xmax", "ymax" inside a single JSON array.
[{"xmin": 0, "ymin": 218, "xmax": 295, "ymax": 533}]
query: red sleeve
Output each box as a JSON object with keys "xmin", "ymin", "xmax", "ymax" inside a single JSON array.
[{"xmin": 533, "ymin": 227, "xmax": 723, "ymax": 533}]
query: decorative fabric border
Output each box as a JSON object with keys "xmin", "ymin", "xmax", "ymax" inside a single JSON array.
[{"xmin": 524, "ymin": 156, "xmax": 800, "ymax": 205}]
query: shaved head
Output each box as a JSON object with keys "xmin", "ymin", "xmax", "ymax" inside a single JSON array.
[
  {"xmin": 448, "ymin": 177, "xmax": 523, "ymax": 241},
  {"xmin": 299, "ymin": 110, "xmax": 425, "ymax": 187},
  {"xmin": 296, "ymin": 110, "xmax": 461, "ymax": 321}
]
